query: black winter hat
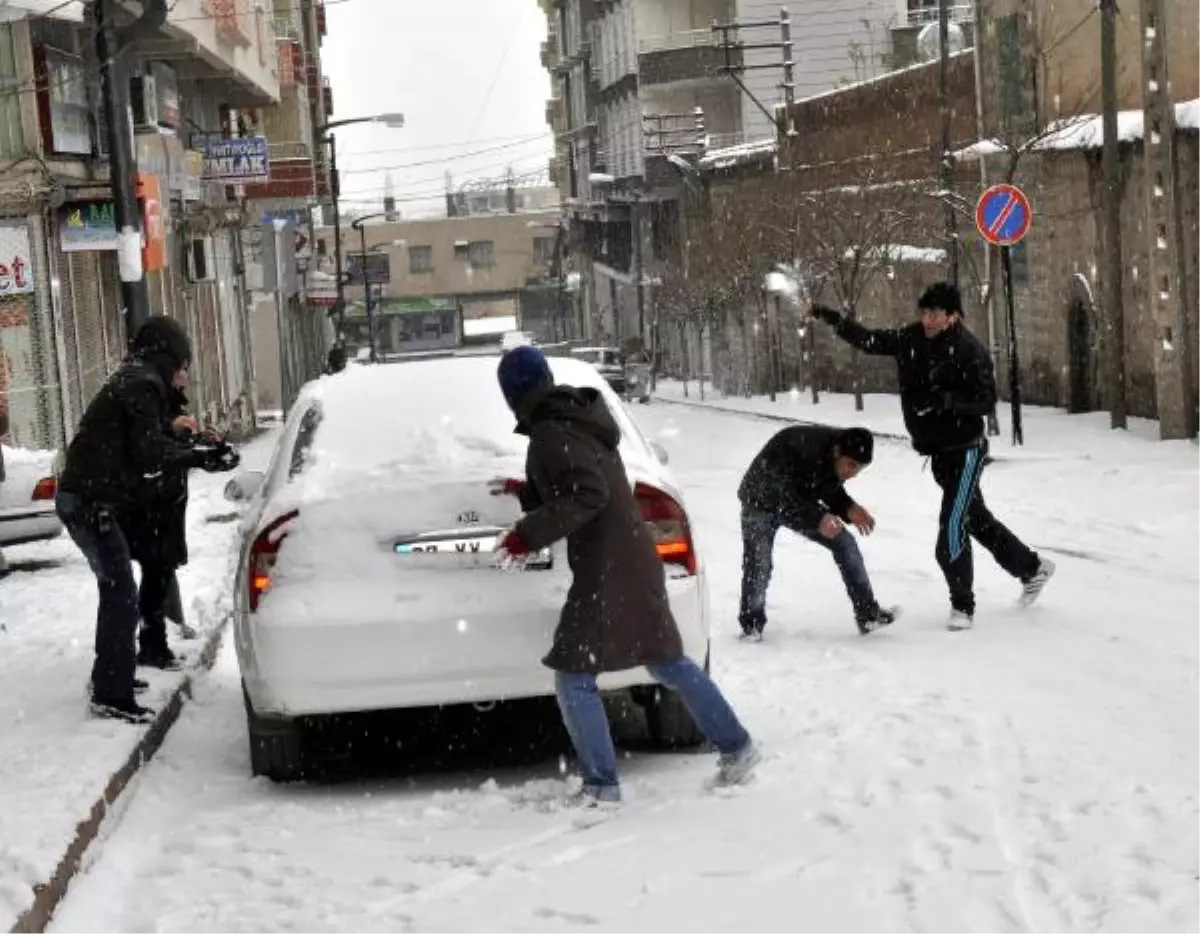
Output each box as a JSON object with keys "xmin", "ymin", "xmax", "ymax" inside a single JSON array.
[
  {"xmin": 918, "ymin": 281, "xmax": 963, "ymax": 316},
  {"xmin": 836, "ymin": 427, "xmax": 874, "ymax": 466},
  {"xmin": 133, "ymin": 315, "xmax": 192, "ymax": 368},
  {"xmin": 497, "ymin": 345, "xmax": 553, "ymax": 412}
]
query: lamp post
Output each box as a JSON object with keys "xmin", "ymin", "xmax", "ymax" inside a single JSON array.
[
  {"xmin": 350, "ymin": 212, "xmax": 390, "ymax": 363},
  {"xmin": 316, "ymin": 113, "xmax": 405, "ymax": 342}
]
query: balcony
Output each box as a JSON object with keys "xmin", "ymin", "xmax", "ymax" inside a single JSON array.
[
  {"xmin": 637, "ymin": 42, "xmax": 734, "ymax": 87},
  {"xmin": 905, "ymin": 2, "xmax": 974, "ymax": 25},
  {"xmin": 636, "ymin": 28, "xmax": 718, "ymax": 54},
  {"xmin": 316, "ymin": 0, "xmax": 327, "ymax": 38},
  {"xmin": 322, "ymin": 77, "xmax": 333, "ymax": 118},
  {"xmin": 129, "ymin": 0, "xmax": 280, "ymax": 104}
]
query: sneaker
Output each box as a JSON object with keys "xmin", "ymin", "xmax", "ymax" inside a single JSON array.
[
  {"xmin": 715, "ymin": 740, "xmax": 762, "ymax": 787},
  {"xmin": 569, "ymin": 784, "xmax": 621, "ymax": 809},
  {"xmin": 90, "ymin": 697, "xmax": 155, "ymax": 724},
  {"xmin": 1019, "ymin": 558, "xmax": 1056, "ymax": 608},
  {"xmin": 856, "ymin": 605, "xmax": 899, "ymax": 636},
  {"xmin": 947, "ymin": 609, "xmax": 974, "ymax": 631},
  {"xmin": 137, "ymin": 646, "xmax": 182, "ymax": 671}
]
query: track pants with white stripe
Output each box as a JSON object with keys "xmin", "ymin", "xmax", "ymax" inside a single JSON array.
[{"xmin": 930, "ymin": 440, "xmax": 1040, "ymax": 616}]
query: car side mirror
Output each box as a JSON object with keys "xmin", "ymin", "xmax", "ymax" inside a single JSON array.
[
  {"xmin": 224, "ymin": 470, "xmax": 265, "ymax": 503},
  {"xmin": 650, "ymin": 442, "xmax": 669, "ymax": 466}
]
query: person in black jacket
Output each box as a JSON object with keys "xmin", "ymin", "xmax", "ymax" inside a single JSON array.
[
  {"xmin": 809, "ymin": 282, "xmax": 1055, "ymax": 629},
  {"xmin": 738, "ymin": 424, "xmax": 893, "ymax": 639},
  {"xmin": 493, "ymin": 346, "xmax": 759, "ymax": 805},
  {"xmin": 57, "ymin": 316, "xmax": 236, "ymax": 722}
]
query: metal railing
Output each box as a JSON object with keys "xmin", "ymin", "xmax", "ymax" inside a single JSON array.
[
  {"xmin": 905, "ymin": 3, "xmax": 974, "ymax": 26},
  {"xmin": 637, "ymin": 27, "xmax": 719, "ymax": 54}
]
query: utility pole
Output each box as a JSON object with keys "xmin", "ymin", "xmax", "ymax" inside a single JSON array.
[
  {"xmin": 1099, "ymin": 0, "xmax": 1128, "ymax": 429},
  {"xmin": 938, "ymin": 0, "xmax": 959, "ymax": 285},
  {"xmin": 95, "ymin": 0, "xmax": 167, "ymax": 344},
  {"xmin": 328, "ymin": 136, "xmax": 346, "ymax": 338},
  {"xmin": 1139, "ymin": 0, "xmax": 1195, "ymax": 438}
]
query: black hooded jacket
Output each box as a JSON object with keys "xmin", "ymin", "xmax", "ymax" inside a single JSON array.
[
  {"xmin": 738, "ymin": 425, "xmax": 858, "ymax": 530},
  {"xmin": 59, "ymin": 317, "xmax": 209, "ymax": 507},
  {"xmin": 814, "ymin": 305, "xmax": 995, "ymax": 455},
  {"xmin": 513, "ymin": 385, "xmax": 683, "ymax": 674}
]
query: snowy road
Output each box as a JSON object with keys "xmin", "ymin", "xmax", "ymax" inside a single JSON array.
[{"xmin": 51, "ymin": 403, "xmax": 1198, "ymax": 933}]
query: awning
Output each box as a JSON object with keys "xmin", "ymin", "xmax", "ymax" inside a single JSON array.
[{"xmin": 0, "ymin": 1, "xmax": 86, "ymax": 23}]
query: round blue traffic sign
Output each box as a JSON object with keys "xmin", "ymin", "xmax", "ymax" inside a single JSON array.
[{"xmin": 975, "ymin": 183, "xmax": 1032, "ymax": 247}]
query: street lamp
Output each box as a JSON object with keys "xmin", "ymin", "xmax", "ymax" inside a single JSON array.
[
  {"xmin": 350, "ymin": 212, "xmax": 390, "ymax": 363},
  {"xmin": 317, "ymin": 113, "xmax": 405, "ymax": 341}
]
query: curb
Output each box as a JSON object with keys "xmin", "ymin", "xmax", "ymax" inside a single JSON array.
[
  {"xmin": 652, "ymin": 395, "xmax": 912, "ymax": 443},
  {"xmin": 10, "ymin": 615, "xmax": 231, "ymax": 934}
]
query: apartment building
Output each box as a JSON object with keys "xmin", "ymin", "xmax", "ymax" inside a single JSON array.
[
  {"xmin": 0, "ymin": 0, "xmax": 281, "ymax": 450},
  {"xmin": 316, "ymin": 209, "xmax": 565, "ymax": 355}
]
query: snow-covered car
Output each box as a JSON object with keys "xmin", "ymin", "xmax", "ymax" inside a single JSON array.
[
  {"xmin": 0, "ymin": 445, "xmax": 62, "ymax": 549},
  {"xmin": 224, "ymin": 355, "xmax": 709, "ymax": 781}
]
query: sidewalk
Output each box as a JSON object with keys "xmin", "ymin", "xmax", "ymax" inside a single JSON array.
[
  {"xmin": 0, "ymin": 431, "xmax": 277, "ymax": 932},
  {"xmin": 651, "ymin": 379, "xmax": 1196, "ymax": 463}
]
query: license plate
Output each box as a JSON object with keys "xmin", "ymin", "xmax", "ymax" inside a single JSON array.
[{"xmin": 393, "ymin": 530, "xmax": 552, "ymax": 569}]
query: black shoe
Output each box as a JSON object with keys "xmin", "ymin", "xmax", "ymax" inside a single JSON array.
[
  {"xmin": 739, "ymin": 611, "xmax": 766, "ymax": 641},
  {"xmin": 134, "ymin": 678, "xmax": 149, "ymax": 693},
  {"xmin": 856, "ymin": 605, "xmax": 898, "ymax": 636},
  {"xmin": 137, "ymin": 646, "xmax": 182, "ymax": 671},
  {"xmin": 90, "ymin": 697, "xmax": 155, "ymax": 724}
]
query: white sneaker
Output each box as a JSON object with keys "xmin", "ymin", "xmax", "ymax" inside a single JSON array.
[
  {"xmin": 715, "ymin": 740, "xmax": 762, "ymax": 787},
  {"xmin": 947, "ymin": 610, "xmax": 974, "ymax": 631},
  {"xmin": 1019, "ymin": 558, "xmax": 1056, "ymax": 608}
]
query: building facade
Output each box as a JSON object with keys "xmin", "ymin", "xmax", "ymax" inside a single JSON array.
[
  {"xmin": 316, "ymin": 209, "xmax": 566, "ymax": 355},
  {"xmin": 0, "ymin": 1, "xmax": 281, "ymax": 453}
]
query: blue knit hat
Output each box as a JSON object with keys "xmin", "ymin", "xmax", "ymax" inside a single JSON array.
[{"xmin": 497, "ymin": 345, "xmax": 553, "ymax": 412}]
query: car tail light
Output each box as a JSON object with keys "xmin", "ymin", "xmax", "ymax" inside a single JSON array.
[
  {"xmin": 248, "ymin": 510, "xmax": 298, "ymax": 612},
  {"xmin": 634, "ymin": 482, "xmax": 697, "ymax": 576},
  {"xmin": 32, "ymin": 477, "xmax": 57, "ymax": 501}
]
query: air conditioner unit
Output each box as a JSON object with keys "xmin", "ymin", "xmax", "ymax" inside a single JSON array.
[
  {"xmin": 187, "ymin": 236, "xmax": 216, "ymax": 282},
  {"xmin": 130, "ymin": 74, "xmax": 159, "ymax": 128}
]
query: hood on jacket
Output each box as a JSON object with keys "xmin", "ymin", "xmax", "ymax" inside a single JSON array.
[
  {"xmin": 521, "ymin": 385, "xmax": 621, "ymax": 451},
  {"xmin": 133, "ymin": 316, "xmax": 192, "ymax": 387}
]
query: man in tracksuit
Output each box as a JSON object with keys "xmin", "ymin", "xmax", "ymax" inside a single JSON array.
[
  {"xmin": 810, "ymin": 282, "xmax": 1055, "ymax": 629},
  {"xmin": 738, "ymin": 425, "xmax": 894, "ymax": 638}
]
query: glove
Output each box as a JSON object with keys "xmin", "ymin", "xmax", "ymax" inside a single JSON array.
[
  {"xmin": 201, "ymin": 443, "xmax": 240, "ymax": 473},
  {"xmin": 496, "ymin": 526, "xmax": 533, "ymax": 570},
  {"xmin": 488, "ymin": 477, "xmax": 525, "ymax": 497}
]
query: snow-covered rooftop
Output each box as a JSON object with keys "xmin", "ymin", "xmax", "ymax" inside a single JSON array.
[
  {"xmin": 844, "ymin": 244, "xmax": 949, "ymax": 264},
  {"xmin": 955, "ymin": 98, "xmax": 1200, "ymax": 160},
  {"xmin": 698, "ymin": 138, "xmax": 777, "ymax": 172}
]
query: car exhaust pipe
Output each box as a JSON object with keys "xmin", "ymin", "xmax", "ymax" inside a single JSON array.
[{"xmin": 473, "ymin": 700, "xmax": 497, "ymax": 712}]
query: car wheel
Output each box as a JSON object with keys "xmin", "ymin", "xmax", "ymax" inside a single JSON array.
[
  {"xmin": 243, "ymin": 682, "xmax": 306, "ymax": 782},
  {"xmin": 639, "ymin": 395, "xmax": 650, "ymax": 405},
  {"xmin": 627, "ymin": 643, "xmax": 711, "ymax": 751}
]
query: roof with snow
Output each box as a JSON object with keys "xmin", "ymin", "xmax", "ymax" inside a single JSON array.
[
  {"xmin": 698, "ymin": 138, "xmax": 777, "ymax": 172},
  {"xmin": 0, "ymin": 0, "xmax": 83, "ymax": 21},
  {"xmin": 954, "ymin": 99, "xmax": 1199, "ymax": 160}
]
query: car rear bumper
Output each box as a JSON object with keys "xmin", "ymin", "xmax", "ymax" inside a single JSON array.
[
  {"xmin": 0, "ymin": 510, "xmax": 63, "ymax": 547},
  {"xmin": 238, "ymin": 576, "xmax": 709, "ymax": 718}
]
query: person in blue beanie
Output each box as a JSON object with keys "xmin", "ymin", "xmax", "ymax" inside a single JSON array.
[{"xmin": 492, "ymin": 345, "xmax": 760, "ymax": 806}]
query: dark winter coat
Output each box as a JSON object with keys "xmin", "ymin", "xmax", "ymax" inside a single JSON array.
[
  {"xmin": 814, "ymin": 306, "xmax": 996, "ymax": 455},
  {"xmin": 122, "ymin": 387, "xmax": 192, "ymax": 570},
  {"xmin": 738, "ymin": 425, "xmax": 857, "ymax": 531},
  {"xmin": 58, "ymin": 355, "xmax": 208, "ymax": 509},
  {"xmin": 513, "ymin": 385, "xmax": 684, "ymax": 675}
]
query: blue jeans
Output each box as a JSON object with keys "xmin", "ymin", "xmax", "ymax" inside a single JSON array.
[
  {"xmin": 555, "ymin": 656, "xmax": 751, "ymax": 801},
  {"xmin": 739, "ymin": 506, "xmax": 878, "ymax": 632},
  {"xmin": 56, "ymin": 491, "xmax": 140, "ymax": 701}
]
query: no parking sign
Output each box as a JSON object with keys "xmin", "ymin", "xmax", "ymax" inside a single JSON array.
[{"xmin": 975, "ymin": 184, "xmax": 1032, "ymax": 247}]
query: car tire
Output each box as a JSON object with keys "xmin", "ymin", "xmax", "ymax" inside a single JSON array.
[
  {"xmin": 639, "ymin": 396, "xmax": 650, "ymax": 405},
  {"xmin": 627, "ymin": 643, "xmax": 711, "ymax": 751},
  {"xmin": 243, "ymin": 683, "xmax": 306, "ymax": 782}
]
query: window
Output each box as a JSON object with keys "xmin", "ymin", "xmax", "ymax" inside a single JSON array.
[
  {"xmin": 409, "ymin": 245, "xmax": 433, "ymax": 273},
  {"xmin": 44, "ymin": 47, "xmax": 90, "ymax": 155},
  {"xmin": 467, "ymin": 240, "xmax": 494, "ymax": 269},
  {"xmin": 0, "ymin": 25, "xmax": 22, "ymax": 157},
  {"xmin": 533, "ymin": 235, "xmax": 557, "ymax": 266}
]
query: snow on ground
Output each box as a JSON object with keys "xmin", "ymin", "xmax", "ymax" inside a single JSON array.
[
  {"xmin": 0, "ymin": 429, "xmax": 279, "ymax": 931},
  {"xmin": 48, "ymin": 396, "xmax": 1197, "ymax": 932}
]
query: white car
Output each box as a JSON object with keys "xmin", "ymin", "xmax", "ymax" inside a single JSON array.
[
  {"xmin": 225, "ymin": 355, "xmax": 710, "ymax": 781},
  {"xmin": 0, "ymin": 445, "xmax": 62, "ymax": 554}
]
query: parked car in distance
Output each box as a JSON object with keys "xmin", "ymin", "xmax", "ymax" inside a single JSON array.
[
  {"xmin": 570, "ymin": 346, "xmax": 651, "ymax": 404},
  {"xmin": 0, "ymin": 446, "xmax": 62, "ymax": 550},
  {"xmin": 224, "ymin": 354, "xmax": 705, "ymax": 781}
]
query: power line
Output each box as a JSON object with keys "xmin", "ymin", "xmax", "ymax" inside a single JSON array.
[{"xmin": 337, "ymin": 136, "xmax": 552, "ymax": 174}]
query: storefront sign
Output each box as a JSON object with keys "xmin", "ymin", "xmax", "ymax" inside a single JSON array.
[
  {"xmin": 58, "ymin": 201, "xmax": 119, "ymax": 253},
  {"xmin": 198, "ymin": 136, "xmax": 269, "ymax": 184},
  {"xmin": 0, "ymin": 223, "xmax": 35, "ymax": 295}
]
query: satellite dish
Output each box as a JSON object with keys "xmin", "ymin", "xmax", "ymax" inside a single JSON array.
[{"xmin": 916, "ymin": 21, "xmax": 966, "ymax": 62}]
